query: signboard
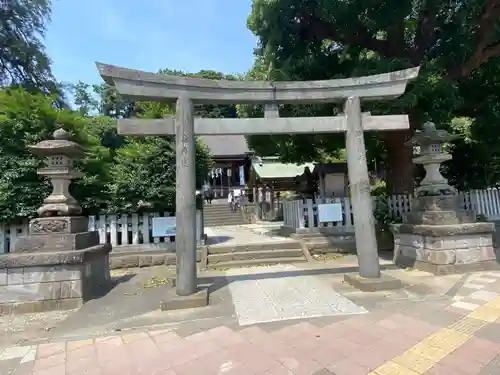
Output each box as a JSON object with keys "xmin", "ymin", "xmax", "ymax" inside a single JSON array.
[
  {"xmin": 239, "ymin": 165, "xmax": 245, "ymax": 186},
  {"xmin": 152, "ymin": 216, "xmax": 176, "ymax": 237},
  {"xmin": 317, "ymin": 203, "xmax": 342, "ymax": 223}
]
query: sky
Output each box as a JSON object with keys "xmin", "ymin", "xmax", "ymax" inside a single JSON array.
[{"xmin": 44, "ymin": 0, "xmax": 258, "ymax": 87}]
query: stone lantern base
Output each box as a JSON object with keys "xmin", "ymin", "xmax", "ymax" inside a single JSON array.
[
  {"xmin": 0, "ymin": 216, "xmax": 111, "ymax": 314},
  {"xmin": 392, "ymin": 222, "xmax": 499, "ymax": 275}
]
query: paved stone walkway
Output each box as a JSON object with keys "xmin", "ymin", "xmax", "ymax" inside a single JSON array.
[
  {"xmin": 1, "ymin": 295, "xmax": 500, "ymax": 375},
  {"xmin": 2, "ymin": 264, "xmax": 500, "ymax": 375},
  {"xmin": 450, "ymin": 272, "xmax": 500, "ymax": 311},
  {"xmin": 205, "ymin": 223, "xmax": 287, "ymax": 245},
  {"xmin": 226, "ymin": 265, "xmax": 367, "ymax": 326},
  {"xmin": 2, "ymin": 277, "xmax": 500, "ymax": 375}
]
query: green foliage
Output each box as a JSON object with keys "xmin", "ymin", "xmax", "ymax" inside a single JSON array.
[
  {"xmin": 1, "ymin": 67, "xmax": 220, "ymax": 222},
  {"xmin": 69, "ymin": 116, "xmax": 116, "ymax": 213},
  {"xmin": 69, "ymin": 68, "xmax": 236, "ymax": 215},
  {"xmin": 0, "ymin": 0, "xmax": 55, "ymax": 91},
  {"xmin": 0, "ymin": 88, "xmax": 109, "ymax": 223},
  {"xmin": 106, "ymin": 137, "xmax": 175, "ymax": 213},
  {"xmin": 476, "ymin": 214, "xmax": 489, "ymax": 222},
  {"xmin": 71, "ymin": 82, "xmax": 136, "ymax": 118},
  {"xmin": 244, "ymin": 0, "xmax": 500, "ymax": 192},
  {"xmin": 373, "ymin": 194, "xmax": 402, "ymax": 231},
  {"xmin": 370, "ymin": 179, "xmax": 387, "ymax": 196},
  {"xmin": 0, "ymin": 2, "xmax": 217, "ymax": 222},
  {"xmin": 444, "ymin": 115, "xmax": 500, "ymax": 189},
  {"xmin": 0, "ymin": 85, "xmax": 213, "ymax": 223},
  {"xmin": 105, "ymin": 137, "xmax": 210, "ymax": 214}
]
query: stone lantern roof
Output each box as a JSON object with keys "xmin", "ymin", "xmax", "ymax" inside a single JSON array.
[
  {"xmin": 405, "ymin": 122, "xmax": 459, "ymax": 167},
  {"xmin": 27, "ymin": 128, "xmax": 86, "ymax": 158},
  {"xmin": 405, "ymin": 122, "xmax": 459, "ymax": 147}
]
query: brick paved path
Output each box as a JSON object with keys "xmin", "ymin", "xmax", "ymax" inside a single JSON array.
[{"xmin": 2, "ymin": 295, "xmax": 500, "ymax": 375}]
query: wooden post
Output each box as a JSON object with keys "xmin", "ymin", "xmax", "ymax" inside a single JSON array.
[
  {"xmin": 175, "ymin": 94, "xmax": 197, "ymax": 296},
  {"xmin": 319, "ymin": 172, "xmax": 326, "ymax": 198}
]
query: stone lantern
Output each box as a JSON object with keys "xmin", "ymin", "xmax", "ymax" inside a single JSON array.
[
  {"xmin": 409, "ymin": 122, "xmax": 458, "ymax": 198},
  {"xmin": 404, "ymin": 122, "xmax": 473, "ymax": 225},
  {"xmin": 28, "ymin": 128, "xmax": 85, "ymax": 217},
  {"xmin": 391, "ymin": 122, "xmax": 497, "ymax": 275},
  {"xmin": 0, "ymin": 128, "xmax": 111, "ymax": 314}
]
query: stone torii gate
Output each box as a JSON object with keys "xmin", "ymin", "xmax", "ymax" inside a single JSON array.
[{"xmin": 97, "ymin": 63, "xmax": 420, "ymax": 301}]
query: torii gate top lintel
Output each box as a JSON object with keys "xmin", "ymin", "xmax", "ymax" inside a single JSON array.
[{"xmin": 96, "ymin": 62, "xmax": 420, "ymax": 104}]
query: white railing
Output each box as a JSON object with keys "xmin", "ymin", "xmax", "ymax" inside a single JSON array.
[
  {"xmin": 282, "ymin": 189, "xmax": 500, "ymax": 231},
  {"xmin": 0, "ymin": 211, "xmax": 203, "ymax": 254}
]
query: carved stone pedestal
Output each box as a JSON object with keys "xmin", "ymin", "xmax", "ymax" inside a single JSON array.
[
  {"xmin": 392, "ymin": 122, "xmax": 499, "ymax": 275},
  {"xmin": 0, "ymin": 128, "xmax": 112, "ymax": 314},
  {"xmin": 0, "ymin": 216, "xmax": 111, "ymax": 314},
  {"xmin": 393, "ymin": 223, "xmax": 497, "ymax": 275}
]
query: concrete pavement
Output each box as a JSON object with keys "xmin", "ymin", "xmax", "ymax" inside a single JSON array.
[
  {"xmin": 1, "ymin": 293, "xmax": 500, "ymax": 374},
  {"xmin": 1, "ymin": 261, "xmax": 500, "ymax": 374}
]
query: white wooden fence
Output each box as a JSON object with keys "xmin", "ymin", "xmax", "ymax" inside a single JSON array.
[
  {"xmin": 0, "ymin": 211, "xmax": 203, "ymax": 254},
  {"xmin": 283, "ymin": 188, "xmax": 500, "ymax": 231}
]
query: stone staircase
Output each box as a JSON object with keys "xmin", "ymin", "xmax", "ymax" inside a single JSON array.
[
  {"xmin": 205, "ymin": 240, "xmax": 307, "ymax": 269},
  {"xmin": 291, "ymin": 232, "xmax": 357, "ymax": 255},
  {"xmin": 203, "ymin": 203, "xmax": 247, "ymax": 227}
]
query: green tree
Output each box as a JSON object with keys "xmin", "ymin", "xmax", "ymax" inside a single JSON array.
[
  {"xmin": 106, "ymin": 136, "xmax": 211, "ymax": 213},
  {"xmin": 71, "ymin": 81, "xmax": 99, "ymax": 116},
  {"xmin": 0, "ymin": 0, "xmax": 55, "ymax": 91},
  {"xmin": 69, "ymin": 115, "xmax": 116, "ymax": 213},
  {"xmin": 0, "ymin": 88, "xmax": 110, "ymax": 223},
  {"xmin": 71, "ymin": 82, "xmax": 136, "ymax": 118},
  {"xmin": 71, "ymin": 67, "xmax": 222, "ymax": 214},
  {"xmin": 246, "ymin": 0, "xmax": 500, "ymax": 193}
]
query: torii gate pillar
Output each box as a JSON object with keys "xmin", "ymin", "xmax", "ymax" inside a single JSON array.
[
  {"xmin": 345, "ymin": 97, "xmax": 381, "ymax": 278},
  {"xmin": 175, "ymin": 95, "xmax": 197, "ymax": 296}
]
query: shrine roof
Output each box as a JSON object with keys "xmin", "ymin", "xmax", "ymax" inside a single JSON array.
[{"xmin": 199, "ymin": 135, "xmax": 251, "ymax": 157}]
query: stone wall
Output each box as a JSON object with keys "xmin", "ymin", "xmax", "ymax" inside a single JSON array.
[
  {"xmin": 82, "ymin": 254, "xmax": 110, "ymax": 298},
  {"xmin": 492, "ymin": 221, "xmax": 500, "ymax": 248},
  {"xmin": 0, "ymin": 253, "xmax": 110, "ymax": 314},
  {"xmin": 394, "ymin": 232, "xmax": 497, "ymax": 274},
  {"xmin": 109, "ymin": 249, "xmax": 203, "ymax": 269}
]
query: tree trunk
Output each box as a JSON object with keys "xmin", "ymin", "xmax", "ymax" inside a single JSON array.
[{"xmin": 384, "ymin": 130, "xmax": 414, "ymax": 194}]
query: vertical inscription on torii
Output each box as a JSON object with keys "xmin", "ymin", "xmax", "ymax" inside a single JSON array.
[{"xmin": 175, "ymin": 95, "xmax": 197, "ymax": 296}]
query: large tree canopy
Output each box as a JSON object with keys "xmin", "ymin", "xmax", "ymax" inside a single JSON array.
[
  {"xmin": 0, "ymin": 87, "xmax": 111, "ymax": 222},
  {"xmin": 68, "ymin": 68, "xmax": 243, "ymax": 214},
  {"xmin": 0, "ymin": 66, "xmax": 237, "ymax": 223},
  {"xmin": 0, "ymin": 0, "xmax": 55, "ymax": 91},
  {"xmin": 245, "ymin": 0, "xmax": 500, "ymax": 193}
]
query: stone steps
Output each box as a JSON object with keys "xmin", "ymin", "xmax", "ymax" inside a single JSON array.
[
  {"xmin": 203, "ymin": 205, "xmax": 247, "ymax": 226},
  {"xmin": 206, "ymin": 257, "xmax": 307, "ymax": 269},
  {"xmin": 109, "ymin": 249, "xmax": 203, "ymax": 269},
  {"xmin": 208, "ymin": 249, "xmax": 304, "ymax": 263},
  {"xmin": 204, "ymin": 218, "xmax": 247, "ymax": 227},
  {"xmin": 291, "ymin": 233, "xmax": 357, "ymax": 255},
  {"xmin": 208, "ymin": 241, "xmax": 299, "ymax": 253},
  {"xmin": 108, "ymin": 240, "xmax": 307, "ymax": 270},
  {"xmin": 305, "ymin": 238, "xmax": 357, "ymax": 254},
  {"xmin": 205, "ymin": 240, "xmax": 307, "ymax": 269},
  {"xmin": 290, "ymin": 231, "xmax": 354, "ymax": 239}
]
